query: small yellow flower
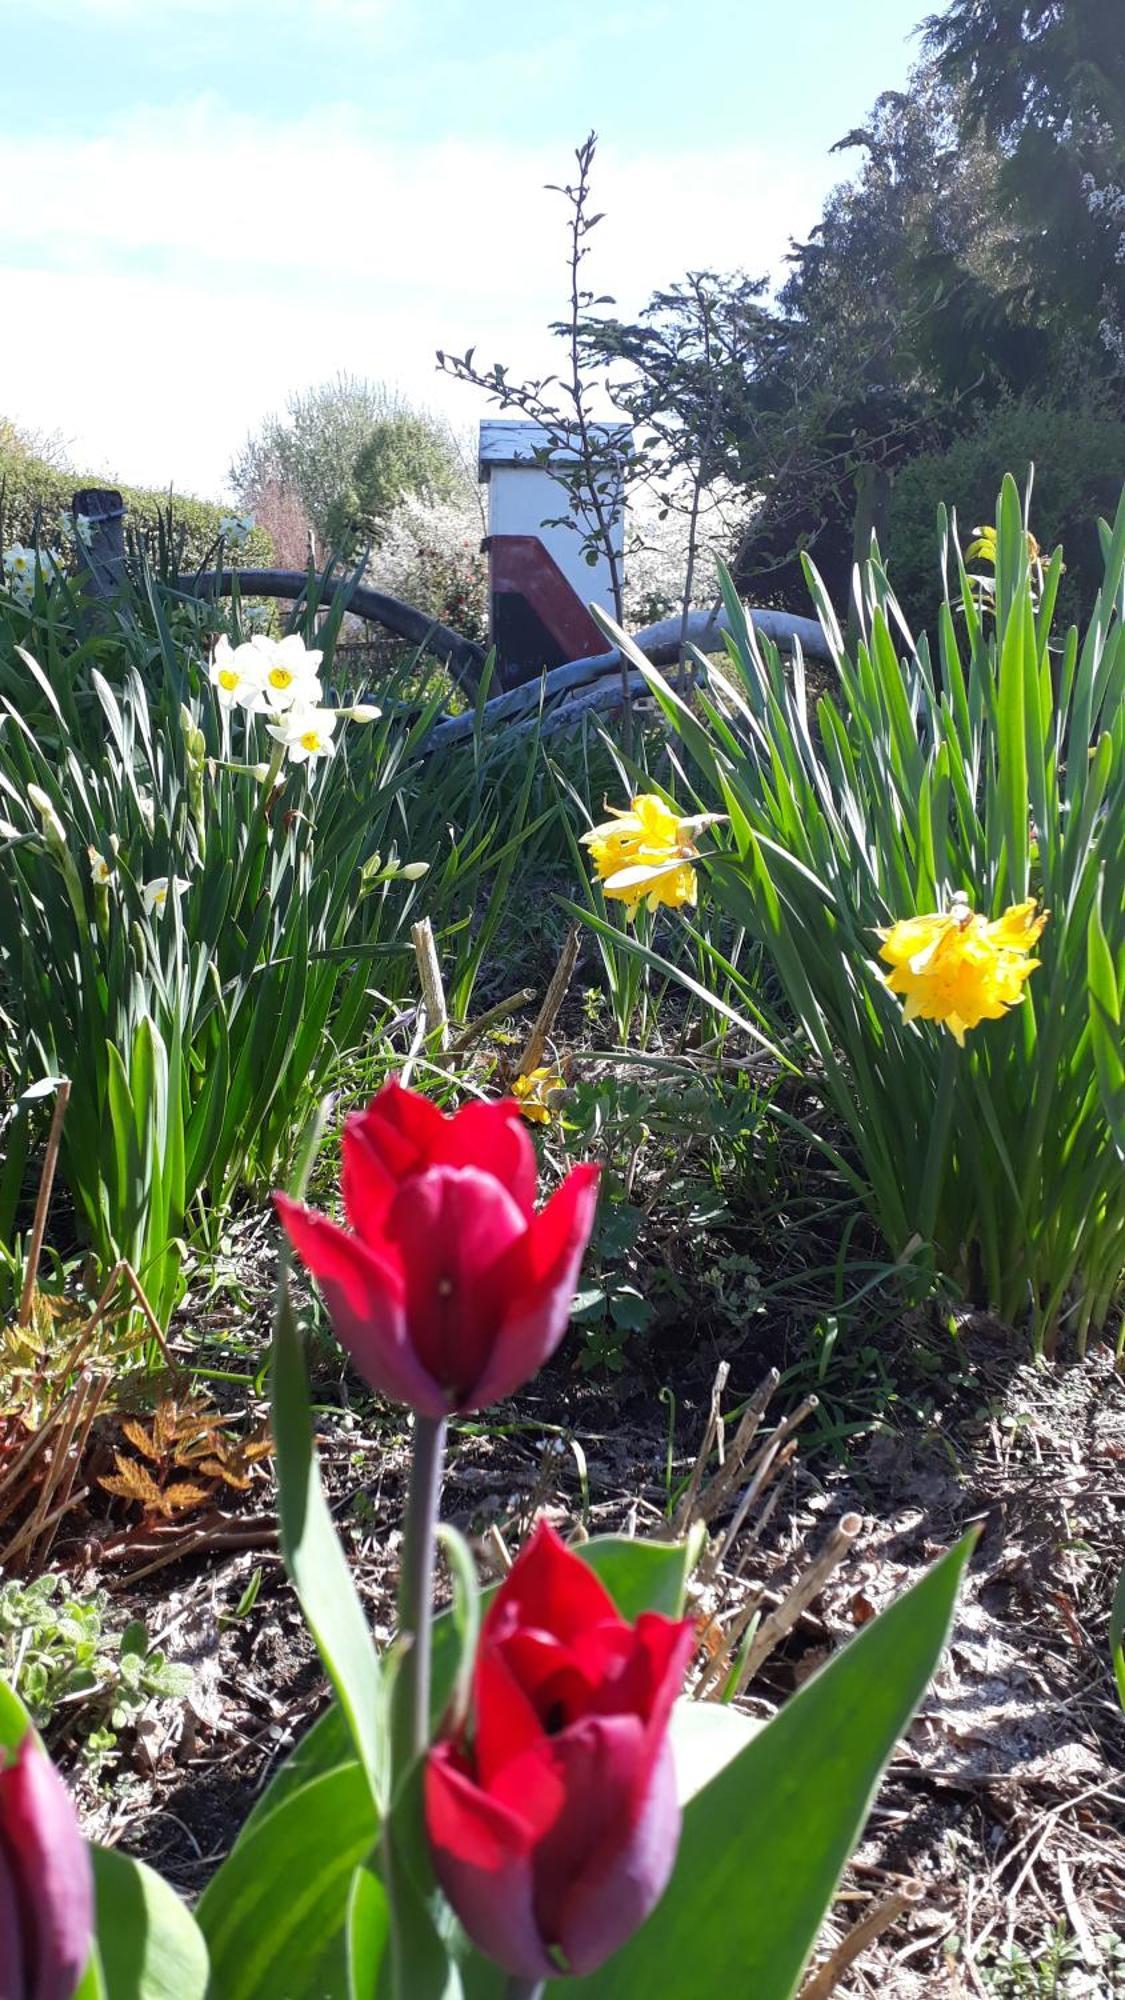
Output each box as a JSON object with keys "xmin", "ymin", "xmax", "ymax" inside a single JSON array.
[
  {"xmin": 512, "ymin": 1067, "xmax": 566, "ymax": 1124},
  {"xmin": 877, "ymin": 895, "xmax": 1048, "ymax": 1046},
  {"xmin": 580, "ymin": 793, "xmax": 725, "ymax": 921}
]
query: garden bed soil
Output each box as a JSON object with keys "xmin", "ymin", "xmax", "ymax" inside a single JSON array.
[{"xmin": 60, "ymin": 1298, "xmax": 1125, "ymax": 2000}]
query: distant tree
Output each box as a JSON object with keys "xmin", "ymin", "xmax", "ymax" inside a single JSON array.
[
  {"xmin": 923, "ymin": 0, "xmax": 1125, "ymax": 375},
  {"xmin": 229, "ymin": 374, "xmax": 463, "ymax": 554}
]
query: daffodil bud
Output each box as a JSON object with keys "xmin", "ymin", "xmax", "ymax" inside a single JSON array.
[
  {"xmin": 27, "ymin": 785, "xmax": 66, "ymax": 849},
  {"xmin": 342, "ymin": 703, "xmax": 382, "ymax": 724},
  {"xmin": 398, "ymin": 861, "xmax": 430, "ymax": 881}
]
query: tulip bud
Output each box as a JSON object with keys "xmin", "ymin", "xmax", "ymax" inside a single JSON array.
[
  {"xmin": 425, "ymin": 1524, "xmax": 694, "ymax": 1979},
  {"xmin": 276, "ymin": 1077, "xmax": 599, "ymax": 1417},
  {"xmin": 0, "ymin": 1734, "xmax": 95, "ymax": 1999}
]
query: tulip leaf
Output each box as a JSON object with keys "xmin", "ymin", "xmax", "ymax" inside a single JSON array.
[
  {"xmin": 0, "ymin": 1673, "xmax": 30, "ymax": 1751},
  {"xmin": 669, "ymin": 1699, "xmax": 760, "ymax": 1804},
  {"xmin": 562, "ymin": 1532, "xmax": 975, "ymax": 2000},
  {"xmin": 347, "ymin": 1863, "xmax": 391, "ymax": 2000},
  {"xmin": 195, "ymin": 1763, "xmax": 378, "ymax": 2000},
  {"xmin": 92, "ymin": 1846, "xmax": 209, "ymax": 2000},
  {"xmin": 577, "ymin": 1535, "xmax": 694, "ymax": 1622},
  {"xmin": 272, "ymin": 1267, "xmax": 384, "ymax": 1810}
]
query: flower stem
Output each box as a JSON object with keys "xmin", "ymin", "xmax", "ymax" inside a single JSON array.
[
  {"xmin": 395, "ymin": 1412, "xmax": 448, "ymax": 1766},
  {"xmin": 504, "ymin": 1981, "xmax": 546, "ymax": 2000}
]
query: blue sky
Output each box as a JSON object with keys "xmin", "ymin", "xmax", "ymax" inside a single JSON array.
[{"xmin": 0, "ymin": 0, "xmax": 929, "ymax": 496}]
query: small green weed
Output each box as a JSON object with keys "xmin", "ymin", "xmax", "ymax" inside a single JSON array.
[{"xmin": 0, "ymin": 1573, "xmax": 192, "ymax": 1766}]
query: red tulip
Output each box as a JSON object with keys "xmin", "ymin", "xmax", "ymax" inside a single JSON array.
[
  {"xmin": 425, "ymin": 1523, "xmax": 694, "ymax": 1979},
  {"xmin": 276, "ymin": 1079, "xmax": 599, "ymax": 1418},
  {"xmin": 0, "ymin": 1735, "xmax": 95, "ymax": 2000}
]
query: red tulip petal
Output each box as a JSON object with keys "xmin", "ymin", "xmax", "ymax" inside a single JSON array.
[
  {"xmin": 633, "ymin": 1614, "xmax": 697, "ymax": 1741},
  {"xmin": 529, "ymin": 1712, "xmax": 648, "ymax": 1955},
  {"xmin": 553, "ymin": 1732, "xmax": 681, "ymax": 1976},
  {"xmin": 473, "ymin": 1639, "xmax": 549, "ymax": 1790},
  {"xmin": 468, "ymin": 1165, "xmax": 599, "ymax": 1410},
  {"xmin": 434, "ymin": 1100, "xmax": 537, "ymax": 1216},
  {"xmin": 274, "ymin": 1195, "xmax": 448, "ymax": 1417},
  {"xmin": 354, "ymin": 1076, "xmax": 447, "ymax": 1179},
  {"xmin": 425, "ymin": 1747, "xmax": 555, "ymax": 1980},
  {"xmin": 0, "ymin": 1736, "xmax": 95, "ymax": 2000},
  {"xmin": 340, "ymin": 1113, "xmax": 399, "ymax": 1242},
  {"xmin": 384, "ymin": 1167, "xmax": 527, "ymax": 1404},
  {"xmin": 0, "ymin": 1851, "xmax": 27, "ymax": 1995},
  {"xmin": 483, "ymin": 1523, "xmax": 621, "ymax": 1652}
]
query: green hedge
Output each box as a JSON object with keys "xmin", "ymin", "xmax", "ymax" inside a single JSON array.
[
  {"xmin": 0, "ymin": 442, "xmax": 273, "ymax": 571},
  {"xmin": 888, "ymin": 396, "xmax": 1125, "ymax": 634}
]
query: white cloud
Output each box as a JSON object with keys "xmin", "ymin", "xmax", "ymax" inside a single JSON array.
[{"xmin": 0, "ymin": 100, "xmax": 827, "ymax": 497}]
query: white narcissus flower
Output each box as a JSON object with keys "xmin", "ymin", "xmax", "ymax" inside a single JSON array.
[
  {"xmin": 142, "ymin": 876, "xmax": 190, "ymax": 915},
  {"xmin": 4, "ymin": 544, "xmax": 57, "ymax": 605},
  {"xmin": 248, "ymin": 634, "xmax": 324, "ymax": 713},
  {"xmin": 209, "ymin": 635, "xmax": 265, "ymax": 709},
  {"xmin": 267, "ymin": 704, "xmax": 338, "ymax": 765},
  {"xmin": 219, "ymin": 512, "xmax": 255, "ymax": 548},
  {"xmin": 88, "ymin": 847, "xmax": 114, "ymax": 886}
]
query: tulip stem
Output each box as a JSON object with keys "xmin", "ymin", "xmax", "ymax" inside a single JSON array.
[
  {"xmin": 397, "ymin": 1412, "xmax": 448, "ymax": 1763},
  {"xmin": 504, "ymin": 1981, "xmax": 547, "ymax": 2000}
]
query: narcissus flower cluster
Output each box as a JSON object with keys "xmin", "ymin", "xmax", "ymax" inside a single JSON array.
[
  {"xmin": 878, "ymin": 896, "xmax": 1048, "ymax": 1044},
  {"xmin": 581, "ymin": 793, "xmax": 725, "ymax": 919},
  {"xmin": 2, "ymin": 544, "xmax": 59, "ymax": 608},
  {"xmin": 209, "ymin": 633, "xmax": 373, "ymax": 767}
]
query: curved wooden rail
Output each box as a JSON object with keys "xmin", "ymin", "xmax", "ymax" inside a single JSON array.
[{"xmin": 185, "ymin": 567, "xmax": 489, "ymax": 697}]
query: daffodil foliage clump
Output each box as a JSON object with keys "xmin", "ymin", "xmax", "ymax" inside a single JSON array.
[
  {"xmin": 632, "ymin": 476, "xmax": 1124, "ymax": 1352},
  {"xmin": 0, "ymin": 558, "xmax": 540, "ymax": 1327}
]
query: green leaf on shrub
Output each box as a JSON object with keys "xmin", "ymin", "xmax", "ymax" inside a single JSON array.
[
  {"xmin": 92, "ymin": 1846, "xmax": 208, "ymax": 2000},
  {"xmin": 560, "ymin": 1532, "xmax": 975, "ymax": 1999}
]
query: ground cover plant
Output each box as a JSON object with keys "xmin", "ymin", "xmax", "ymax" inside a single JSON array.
[{"xmin": 0, "ymin": 479, "xmax": 1122, "ymax": 1999}]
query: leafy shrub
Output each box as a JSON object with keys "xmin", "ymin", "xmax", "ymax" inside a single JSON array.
[
  {"xmin": 633, "ymin": 476, "xmax": 1125, "ymax": 1353},
  {"xmin": 0, "ymin": 429, "xmax": 273, "ymax": 570},
  {"xmin": 888, "ymin": 395, "xmax": 1125, "ymax": 634}
]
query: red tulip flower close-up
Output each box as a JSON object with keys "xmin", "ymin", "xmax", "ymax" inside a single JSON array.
[
  {"xmin": 0, "ymin": 1734, "xmax": 95, "ymax": 2000},
  {"xmin": 276, "ymin": 1078, "xmax": 599, "ymax": 1418},
  {"xmin": 424, "ymin": 1522, "xmax": 695, "ymax": 1980}
]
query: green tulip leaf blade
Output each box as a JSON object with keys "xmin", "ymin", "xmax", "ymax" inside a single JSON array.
[
  {"xmin": 91, "ymin": 1846, "xmax": 209, "ymax": 2000},
  {"xmin": 272, "ymin": 1268, "xmax": 384, "ymax": 1810},
  {"xmin": 195, "ymin": 1762, "xmax": 378, "ymax": 2000},
  {"xmin": 562, "ymin": 1532, "xmax": 975, "ymax": 1999}
]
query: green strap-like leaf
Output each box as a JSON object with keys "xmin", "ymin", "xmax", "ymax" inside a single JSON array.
[
  {"xmin": 562, "ymin": 1532, "xmax": 975, "ymax": 2000},
  {"xmin": 91, "ymin": 1847, "xmax": 209, "ymax": 2000},
  {"xmin": 195, "ymin": 1764, "xmax": 377, "ymax": 2000}
]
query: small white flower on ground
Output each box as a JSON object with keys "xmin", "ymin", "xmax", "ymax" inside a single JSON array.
[
  {"xmin": 88, "ymin": 848, "xmax": 114, "ymax": 886},
  {"xmin": 142, "ymin": 876, "xmax": 190, "ymax": 915},
  {"xmin": 209, "ymin": 635, "xmax": 265, "ymax": 709},
  {"xmin": 245, "ymin": 634, "xmax": 323, "ymax": 713},
  {"xmin": 267, "ymin": 704, "xmax": 338, "ymax": 765}
]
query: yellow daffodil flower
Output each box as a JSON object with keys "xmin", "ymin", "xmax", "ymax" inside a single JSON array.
[
  {"xmin": 877, "ymin": 895, "xmax": 1047, "ymax": 1045},
  {"xmin": 580, "ymin": 793, "xmax": 726, "ymax": 921},
  {"xmin": 512, "ymin": 1068, "xmax": 566, "ymax": 1124}
]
